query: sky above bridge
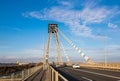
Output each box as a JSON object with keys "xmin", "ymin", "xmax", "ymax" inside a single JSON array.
[{"xmin": 0, "ymin": 0, "xmax": 120, "ymax": 63}]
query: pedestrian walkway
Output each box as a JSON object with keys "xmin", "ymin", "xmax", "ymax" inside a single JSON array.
[{"xmin": 44, "ymin": 69, "xmax": 51, "ymax": 81}]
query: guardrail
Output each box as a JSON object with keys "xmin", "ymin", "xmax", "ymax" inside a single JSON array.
[
  {"xmin": 80, "ymin": 63, "xmax": 120, "ymax": 71},
  {"xmin": 0, "ymin": 65, "xmax": 42, "ymax": 81},
  {"xmin": 48, "ymin": 65, "xmax": 68, "ymax": 81}
]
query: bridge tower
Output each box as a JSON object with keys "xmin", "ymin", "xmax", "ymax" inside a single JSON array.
[{"xmin": 43, "ymin": 24, "xmax": 62, "ymax": 70}]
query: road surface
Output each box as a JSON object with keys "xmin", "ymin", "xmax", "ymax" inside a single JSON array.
[{"xmin": 55, "ymin": 66, "xmax": 120, "ymax": 81}]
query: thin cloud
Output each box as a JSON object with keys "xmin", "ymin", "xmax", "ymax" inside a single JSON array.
[
  {"xmin": 108, "ymin": 22, "xmax": 118, "ymax": 29},
  {"xmin": 0, "ymin": 48, "xmax": 44, "ymax": 63},
  {"xmin": 58, "ymin": 0, "xmax": 73, "ymax": 8},
  {"xmin": 23, "ymin": 0, "xmax": 119, "ymax": 40},
  {"xmin": 0, "ymin": 48, "xmax": 43, "ymax": 57},
  {"xmin": 0, "ymin": 55, "xmax": 43, "ymax": 63},
  {"xmin": 80, "ymin": 7, "xmax": 111, "ymax": 24},
  {"xmin": 107, "ymin": 44, "xmax": 120, "ymax": 49},
  {"xmin": 24, "ymin": 48, "xmax": 43, "ymax": 55}
]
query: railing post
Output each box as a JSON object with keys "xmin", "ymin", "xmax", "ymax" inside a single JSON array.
[
  {"xmin": 52, "ymin": 69, "xmax": 54, "ymax": 81},
  {"xmin": 25, "ymin": 69, "xmax": 27, "ymax": 78},
  {"xmin": 49, "ymin": 65, "xmax": 68, "ymax": 81},
  {"xmin": 22, "ymin": 70, "xmax": 24, "ymax": 81},
  {"xmin": 50, "ymin": 68, "xmax": 52, "ymax": 81},
  {"xmin": 55, "ymin": 71, "xmax": 58, "ymax": 81},
  {"xmin": 28, "ymin": 69, "xmax": 30, "ymax": 77},
  {"xmin": 11, "ymin": 73, "xmax": 14, "ymax": 81}
]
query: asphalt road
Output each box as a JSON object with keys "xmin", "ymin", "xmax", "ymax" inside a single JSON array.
[{"xmin": 55, "ymin": 66, "xmax": 120, "ymax": 81}]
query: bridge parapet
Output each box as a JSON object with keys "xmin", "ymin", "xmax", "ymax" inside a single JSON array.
[
  {"xmin": 48, "ymin": 64, "xmax": 68, "ymax": 81},
  {"xmin": 79, "ymin": 63, "xmax": 120, "ymax": 71}
]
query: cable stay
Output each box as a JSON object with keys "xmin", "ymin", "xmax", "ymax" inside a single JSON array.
[
  {"xmin": 59, "ymin": 38, "xmax": 71, "ymax": 64},
  {"xmin": 44, "ymin": 24, "xmax": 94, "ymax": 70},
  {"xmin": 59, "ymin": 29, "xmax": 94, "ymax": 64}
]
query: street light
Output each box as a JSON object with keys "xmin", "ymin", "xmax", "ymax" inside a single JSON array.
[
  {"xmin": 104, "ymin": 37, "xmax": 107, "ymax": 66},
  {"xmin": 97, "ymin": 33, "xmax": 107, "ymax": 65}
]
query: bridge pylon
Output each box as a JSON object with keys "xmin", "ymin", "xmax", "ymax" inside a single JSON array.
[{"xmin": 43, "ymin": 24, "xmax": 63, "ymax": 70}]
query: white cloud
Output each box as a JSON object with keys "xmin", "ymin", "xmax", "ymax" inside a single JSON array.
[
  {"xmin": 0, "ymin": 48, "xmax": 43, "ymax": 57},
  {"xmin": 23, "ymin": 1, "xmax": 119, "ymax": 40},
  {"xmin": 0, "ymin": 55, "xmax": 43, "ymax": 63},
  {"xmin": 81, "ymin": 7, "xmax": 111, "ymax": 24},
  {"xmin": 108, "ymin": 22, "xmax": 118, "ymax": 29},
  {"xmin": 0, "ymin": 48, "xmax": 44, "ymax": 62},
  {"xmin": 58, "ymin": 0, "xmax": 72, "ymax": 7},
  {"xmin": 24, "ymin": 48, "xmax": 43, "ymax": 55},
  {"xmin": 107, "ymin": 44, "xmax": 120, "ymax": 49}
]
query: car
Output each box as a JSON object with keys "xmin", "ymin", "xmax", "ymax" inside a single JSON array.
[
  {"xmin": 72, "ymin": 64, "xmax": 80, "ymax": 68},
  {"xmin": 55, "ymin": 64, "xmax": 66, "ymax": 68},
  {"xmin": 55, "ymin": 64, "xmax": 61, "ymax": 67}
]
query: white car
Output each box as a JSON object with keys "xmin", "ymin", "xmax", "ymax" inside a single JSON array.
[
  {"xmin": 55, "ymin": 64, "xmax": 61, "ymax": 67},
  {"xmin": 72, "ymin": 64, "xmax": 80, "ymax": 68}
]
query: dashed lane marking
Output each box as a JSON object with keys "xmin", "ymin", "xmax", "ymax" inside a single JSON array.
[
  {"xmin": 73, "ymin": 68, "xmax": 120, "ymax": 80},
  {"xmin": 82, "ymin": 77, "xmax": 93, "ymax": 81}
]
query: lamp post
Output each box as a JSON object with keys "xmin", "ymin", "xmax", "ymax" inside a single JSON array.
[
  {"xmin": 104, "ymin": 37, "xmax": 107, "ymax": 66},
  {"xmin": 97, "ymin": 33, "xmax": 107, "ymax": 66}
]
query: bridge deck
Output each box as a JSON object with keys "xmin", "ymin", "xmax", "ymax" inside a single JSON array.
[{"xmin": 54, "ymin": 66, "xmax": 120, "ymax": 81}]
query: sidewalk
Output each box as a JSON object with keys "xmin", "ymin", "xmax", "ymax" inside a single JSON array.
[{"xmin": 43, "ymin": 69, "xmax": 51, "ymax": 81}]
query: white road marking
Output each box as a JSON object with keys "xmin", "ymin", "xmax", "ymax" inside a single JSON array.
[
  {"xmin": 67, "ymin": 67, "xmax": 120, "ymax": 80},
  {"xmin": 82, "ymin": 77, "xmax": 93, "ymax": 81},
  {"xmin": 75, "ymin": 69, "xmax": 120, "ymax": 79}
]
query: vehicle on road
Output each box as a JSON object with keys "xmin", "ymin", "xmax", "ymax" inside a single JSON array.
[
  {"xmin": 72, "ymin": 64, "xmax": 80, "ymax": 68},
  {"xmin": 55, "ymin": 64, "xmax": 66, "ymax": 68},
  {"xmin": 55, "ymin": 64, "xmax": 61, "ymax": 67}
]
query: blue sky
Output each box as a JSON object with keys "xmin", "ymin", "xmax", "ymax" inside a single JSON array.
[{"xmin": 0, "ymin": 0, "xmax": 120, "ymax": 63}]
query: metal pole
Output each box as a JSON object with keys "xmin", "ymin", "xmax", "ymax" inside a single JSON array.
[
  {"xmin": 28, "ymin": 69, "xmax": 30, "ymax": 76},
  {"xmin": 22, "ymin": 70, "xmax": 24, "ymax": 81},
  {"xmin": 11, "ymin": 73, "xmax": 14, "ymax": 81}
]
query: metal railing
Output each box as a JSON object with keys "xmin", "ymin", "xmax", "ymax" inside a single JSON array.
[
  {"xmin": 0, "ymin": 65, "xmax": 42, "ymax": 81},
  {"xmin": 48, "ymin": 65, "xmax": 68, "ymax": 81},
  {"xmin": 80, "ymin": 63, "xmax": 120, "ymax": 71}
]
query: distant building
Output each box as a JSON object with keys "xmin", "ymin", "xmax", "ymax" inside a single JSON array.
[{"xmin": 16, "ymin": 61, "xmax": 29, "ymax": 65}]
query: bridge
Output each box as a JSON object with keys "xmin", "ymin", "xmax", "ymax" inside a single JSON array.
[{"xmin": 0, "ymin": 24, "xmax": 120, "ymax": 81}]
